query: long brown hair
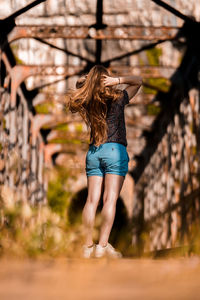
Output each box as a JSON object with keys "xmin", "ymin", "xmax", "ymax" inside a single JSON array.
[{"xmin": 65, "ymin": 65, "xmax": 123, "ymax": 146}]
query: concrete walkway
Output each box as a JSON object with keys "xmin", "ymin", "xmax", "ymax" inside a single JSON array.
[{"xmin": 0, "ymin": 257, "xmax": 200, "ymax": 299}]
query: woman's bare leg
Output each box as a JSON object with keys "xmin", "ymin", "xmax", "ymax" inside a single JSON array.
[
  {"xmin": 98, "ymin": 174, "xmax": 125, "ymax": 247},
  {"xmin": 82, "ymin": 176, "xmax": 104, "ymax": 246}
]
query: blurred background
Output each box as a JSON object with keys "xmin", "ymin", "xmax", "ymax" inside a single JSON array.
[{"xmin": 0, "ymin": 0, "xmax": 200, "ymax": 258}]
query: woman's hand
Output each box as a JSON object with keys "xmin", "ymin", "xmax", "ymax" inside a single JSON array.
[{"xmin": 102, "ymin": 75, "xmax": 119, "ymax": 87}]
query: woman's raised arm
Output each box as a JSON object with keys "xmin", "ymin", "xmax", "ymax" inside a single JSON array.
[
  {"xmin": 103, "ymin": 75, "xmax": 142, "ymax": 101},
  {"xmin": 120, "ymin": 75, "xmax": 143, "ymax": 101}
]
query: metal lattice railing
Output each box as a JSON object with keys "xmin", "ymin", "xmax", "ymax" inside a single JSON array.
[{"xmin": 0, "ymin": 49, "xmax": 47, "ymax": 204}]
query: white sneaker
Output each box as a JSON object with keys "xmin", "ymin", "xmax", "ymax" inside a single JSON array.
[
  {"xmin": 82, "ymin": 244, "xmax": 95, "ymax": 258},
  {"xmin": 94, "ymin": 243, "xmax": 122, "ymax": 258}
]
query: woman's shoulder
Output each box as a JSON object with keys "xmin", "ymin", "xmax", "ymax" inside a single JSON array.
[{"xmin": 116, "ymin": 89, "xmax": 129, "ymax": 106}]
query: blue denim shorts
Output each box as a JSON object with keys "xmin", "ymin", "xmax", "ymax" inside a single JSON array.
[{"xmin": 85, "ymin": 142, "xmax": 129, "ymax": 177}]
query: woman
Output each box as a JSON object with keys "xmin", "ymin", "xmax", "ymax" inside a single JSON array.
[{"xmin": 66, "ymin": 65, "xmax": 142, "ymax": 258}]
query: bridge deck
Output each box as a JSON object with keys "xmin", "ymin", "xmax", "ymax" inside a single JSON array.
[{"xmin": 0, "ymin": 257, "xmax": 199, "ymax": 299}]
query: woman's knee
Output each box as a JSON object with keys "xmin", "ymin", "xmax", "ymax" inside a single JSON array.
[
  {"xmin": 103, "ymin": 192, "xmax": 118, "ymax": 205},
  {"xmin": 102, "ymin": 196, "xmax": 117, "ymax": 213},
  {"xmin": 86, "ymin": 195, "xmax": 100, "ymax": 207}
]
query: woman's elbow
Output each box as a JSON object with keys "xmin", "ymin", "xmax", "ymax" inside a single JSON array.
[{"xmin": 137, "ymin": 77, "xmax": 143, "ymax": 87}]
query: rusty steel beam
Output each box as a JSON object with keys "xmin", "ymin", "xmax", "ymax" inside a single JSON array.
[
  {"xmin": 33, "ymin": 92, "xmax": 156, "ymax": 107},
  {"xmin": 44, "ymin": 143, "xmax": 88, "ymax": 166},
  {"xmin": 1, "ymin": 62, "xmax": 83, "ymax": 109},
  {"xmin": 31, "ymin": 114, "xmax": 82, "ymax": 139},
  {"xmin": 44, "ymin": 143, "xmax": 63, "ymax": 166},
  {"xmin": 6, "ymin": 64, "xmax": 83, "ymax": 88},
  {"xmin": 2, "ymin": 64, "xmax": 173, "ymax": 97},
  {"xmin": 32, "ymin": 92, "xmax": 157, "ymax": 111},
  {"xmin": 33, "ymin": 93, "xmax": 160, "ymax": 112},
  {"xmin": 32, "ymin": 93, "xmax": 66, "ymax": 106},
  {"xmin": 7, "ymin": 25, "xmax": 179, "ymax": 43},
  {"xmin": 109, "ymin": 65, "xmax": 175, "ymax": 78},
  {"xmin": 17, "ymin": 64, "xmax": 175, "ymax": 82}
]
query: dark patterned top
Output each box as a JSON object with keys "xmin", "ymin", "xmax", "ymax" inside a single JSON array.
[{"xmin": 90, "ymin": 89, "xmax": 129, "ymax": 147}]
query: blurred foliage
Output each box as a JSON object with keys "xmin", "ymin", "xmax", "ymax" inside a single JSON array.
[
  {"xmin": 35, "ymin": 103, "xmax": 54, "ymax": 114},
  {"xmin": 145, "ymin": 47, "xmax": 162, "ymax": 66},
  {"xmin": 143, "ymin": 85, "xmax": 157, "ymax": 95},
  {"xmin": 55, "ymin": 123, "xmax": 69, "ymax": 131},
  {"xmin": 49, "ymin": 139, "xmax": 82, "ymax": 145},
  {"xmin": 147, "ymin": 78, "xmax": 171, "ymax": 92},
  {"xmin": 143, "ymin": 78, "xmax": 171, "ymax": 94},
  {"xmin": 75, "ymin": 124, "xmax": 83, "ymax": 133},
  {"xmin": 47, "ymin": 165, "xmax": 71, "ymax": 219},
  {"xmin": 0, "ymin": 166, "xmax": 199, "ymax": 259},
  {"xmin": 0, "ymin": 167, "xmax": 85, "ymax": 258},
  {"xmin": 2, "ymin": 118, "xmax": 6, "ymax": 129},
  {"xmin": 140, "ymin": 47, "xmax": 171, "ymax": 95},
  {"xmin": 0, "ymin": 177, "xmax": 200, "ymax": 258},
  {"xmin": 139, "ymin": 47, "xmax": 162, "ymax": 66},
  {"xmin": 147, "ymin": 104, "xmax": 161, "ymax": 116}
]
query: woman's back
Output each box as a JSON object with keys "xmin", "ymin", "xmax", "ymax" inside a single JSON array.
[{"xmin": 90, "ymin": 89, "xmax": 129, "ymax": 147}]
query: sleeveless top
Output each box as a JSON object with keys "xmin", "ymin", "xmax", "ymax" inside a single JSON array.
[{"xmin": 90, "ymin": 89, "xmax": 129, "ymax": 147}]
